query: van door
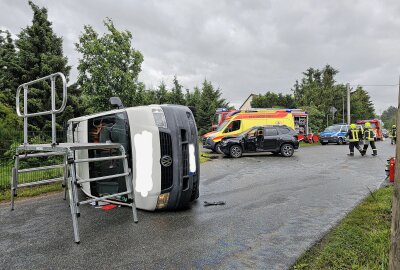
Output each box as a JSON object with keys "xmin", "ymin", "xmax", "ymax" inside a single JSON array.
[
  {"xmin": 223, "ymin": 120, "xmax": 241, "ymax": 135},
  {"xmin": 263, "ymin": 127, "xmax": 279, "ymax": 150}
]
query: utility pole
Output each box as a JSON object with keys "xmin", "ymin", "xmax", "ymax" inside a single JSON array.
[
  {"xmin": 346, "ymin": 83, "xmax": 350, "ymax": 124},
  {"xmin": 342, "ymin": 94, "xmax": 345, "ymax": 123},
  {"xmin": 390, "ymin": 76, "xmax": 400, "ymax": 270}
]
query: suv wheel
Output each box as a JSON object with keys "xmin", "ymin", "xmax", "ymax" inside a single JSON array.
[
  {"xmin": 280, "ymin": 143, "xmax": 294, "ymax": 157},
  {"xmin": 214, "ymin": 142, "xmax": 222, "ymax": 154},
  {"xmin": 337, "ymin": 138, "xmax": 344, "ymax": 145},
  {"xmin": 230, "ymin": 145, "xmax": 243, "ymax": 158}
]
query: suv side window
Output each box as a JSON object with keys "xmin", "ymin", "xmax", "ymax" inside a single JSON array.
[
  {"xmin": 224, "ymin": 120, "xmax": 241, "ymax": 133},
  {"xmin": 341, "ymin": 126, "xmax": 348, "ymax": 133},
  {"xmin": 265, "ymin": 128, "xmax": 278, "ymax": 136},
  {"xmin": 278, "ymin": 127, "xmax": 291, "ymax": 134}
]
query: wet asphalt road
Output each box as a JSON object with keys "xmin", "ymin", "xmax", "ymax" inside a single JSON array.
[{"xmin": 0, "ymin": 140, "xmax": 395, "ymax": 270}]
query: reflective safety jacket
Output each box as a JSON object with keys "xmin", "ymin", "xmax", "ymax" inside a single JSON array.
[
  {"xmin": 391, "ymin": 128, "xmax": 397, "ymax": 138},
  {"xmin": 364, "ymin": 128, "xmax": 374, "ymax": 141},
  {"xmin": 347, "ymin": 128, "xmax": 363, "ymax": 142}
]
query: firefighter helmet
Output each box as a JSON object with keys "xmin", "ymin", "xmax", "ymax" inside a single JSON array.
[
  {"xmin": 393, "ymin": 125, "xmax": 397, "ymax": 128},
  {"xmin": 350, "ymin": 123, "xmax": 356, "ymax": 129},
  {"xmin": 364, "ymin": 122, "xmax": 371, "ymax": 128}
]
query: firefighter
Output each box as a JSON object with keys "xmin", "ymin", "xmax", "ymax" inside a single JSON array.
[
  {"xmin": 346, "ymin": 123, "xmax": 363, "ymax": 156},
  {"xmin": 362, "ymin": 122, "xmax": 377, "ymax": 156},
  {"xmin": 390, "ymin": 124, "xmax": 397, "ymax": 145}
]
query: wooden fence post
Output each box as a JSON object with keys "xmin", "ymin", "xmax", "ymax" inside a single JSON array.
[{"xmin": 390, "ymin": 76, "xmax": 400, "ymax": 269}]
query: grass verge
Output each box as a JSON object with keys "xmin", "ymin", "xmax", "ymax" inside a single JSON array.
[
  {"xmin": 200, "ymin": 152, "xmax": 212, "ymax": 163},
  {"xmin": 292, "ymin": 186, "xmax": 393, "ymax": 270},
  {"xmin": 299, "ymin": 141, "xmax": 320, "ymax": 147},
  {"xmin": 0, "ymin": 183, "xmax": 63, "ymax": 202}
]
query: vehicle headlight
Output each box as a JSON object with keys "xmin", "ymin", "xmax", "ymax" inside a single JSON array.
[
  {"xmin": 220, "ymin": 140, "xmax": 227, "ymax": 146},
  {"xmin": 151, "ymin": 106, "xmax": 167, "ymax": 128},
  {"xmin": 189, "ymin": 144, "xmax": 196, "ymax": 174},
  {"xmin": 156, "ymin": 193, "xmax": 170, "ymax": 209}
]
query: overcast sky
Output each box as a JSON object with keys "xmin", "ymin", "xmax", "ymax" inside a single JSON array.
[{"xmin": 1, "ymin": 0, "xmax": 399, "ymax": 113}]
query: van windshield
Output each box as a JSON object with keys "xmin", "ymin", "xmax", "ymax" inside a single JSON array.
[
  {"xmin": 324, "ymin": 125, "xmax": 341, "ymax": 132},
  {"xmin": 216, "ymin": 120, "xmax": 229, "ymax": 132},
  {"xmin": 363, "ymin": 123, "xmax": 376, "ymax": 129},
  {"xmin": 212, "ymin": 114, "xmax": 222, "ymax": 126}
]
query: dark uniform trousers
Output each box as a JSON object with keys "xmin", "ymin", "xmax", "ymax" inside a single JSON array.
[
  {"xmin": 347, "ymin": 128, "xmax": 363, "ymax": 155},
  {"xmin": 391, "ymin": 128, "xmax": 397, "ymax": 144},
  {"xmin": 363, "ymin": 140, "xmax": 377, "ymax": 155},
  {"xmin": 363, "ymin": 129, "xmax": 377, "ymax": 156},
  {"xmin": 349, "ymin": 141, "xmax": 361, "ymax": 154}
]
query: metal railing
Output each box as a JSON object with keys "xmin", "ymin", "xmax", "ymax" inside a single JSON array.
[{"xmin": 16, "ymin": 72, "xmax": 67, "ymax": 145}]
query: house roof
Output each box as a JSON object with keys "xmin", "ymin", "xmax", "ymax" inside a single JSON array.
[{"xmin": 239, "ymin": 94, "xmax": 257, "ymax": 110}]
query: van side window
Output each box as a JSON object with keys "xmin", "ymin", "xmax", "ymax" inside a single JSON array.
[
  {"xmin": 265, "ymin": 128, "xmax": 278, "ymax": 136},
  {"xmin": 341, "ymin": 126, "xmax": 348, "ymax": 133},
  {"xmin": 224, "ymin": 120, "xmax": 241, "ymax": 133}
]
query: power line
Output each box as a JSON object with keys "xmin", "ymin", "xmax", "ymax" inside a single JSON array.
[{"xmin": 349, "ymin": 84, "xmax": 399, "ymax": 87}]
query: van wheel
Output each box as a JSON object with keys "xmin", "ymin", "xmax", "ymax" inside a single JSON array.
[
  {"xmin": 230, "ymin": 145, "xmax": 242, "ymax": 158},
  {"xmin": 280, "ymin": 144, "xmax": 294, "ymax": 157},
  {"xmin": 337, "ymin": 138, "xmax": 344, "ymax": 145}
]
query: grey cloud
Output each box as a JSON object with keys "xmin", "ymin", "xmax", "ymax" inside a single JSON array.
[{"xmin": 1, "ymin": 0, "xmax": 399, "ymax": 113}]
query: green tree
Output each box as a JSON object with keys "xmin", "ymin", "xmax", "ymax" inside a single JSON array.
[
  {"xmin": 0, "ymin": 92, "xmax": 23, "ymax": 153},
  {"xmin": 169, "ymin": 76, "xmax": 185, "ymax": 105},
  {"xmin": 292, "ymin": 65, "xmax": 375, "ymax": 128},
  {"xmin": 251, "ymin": 91, "xmax": 296, "ymax": 109},
  {"xmin": 300, "ymin": 105, "xmax": 325, "ymax": 133},
  {"xmin": 381, "ymin": 106, "xmax": 397, "ymax": 128},
  {"xmin": 0, "ymin": 30, "xmax": 20, "ymax": 109},
  {"xmin": 185, "ymin": 86, "xmax": 201, "ymax": 108},
  {"xmin": 197, "ymin": 80, "xmax": 228, "ymax": 134},
  {"xmin": 135, "ymin": 83, "xmax": 157, "ymax": 105},
  {"xmin": 13, "ymin": 1, "xmax": 79, "ymax": 137},
  {"xmin": 350, "ymin": 86, "xmax": 375, "ymax": 121},
  {"xmin": 76, "ymin": 18, "xmax": 144, "ymax": 113},
  {"xmin": 155, "ymin": 81, "xmax": 169, "ymax": 104}
]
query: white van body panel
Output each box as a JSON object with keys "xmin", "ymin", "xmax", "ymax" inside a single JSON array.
[
  {"xmin": 67, "ymin": 104, "xmax": 200, "ymax": 211},
  {"xmin": 126, "ymin": 107, "xmax": 161, "ymax": 211}
]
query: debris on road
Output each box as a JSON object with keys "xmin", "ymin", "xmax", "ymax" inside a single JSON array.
[{"xmin": 204, "ymin": 201, "xmax": 226, "ymax": 206}]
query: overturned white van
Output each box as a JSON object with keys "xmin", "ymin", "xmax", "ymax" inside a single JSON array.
[{"xmin": 67, "ymin": 104, "xmax": 200, "ymax": 211}]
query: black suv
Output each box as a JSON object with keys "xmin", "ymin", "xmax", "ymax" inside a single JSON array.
[{"xmin": 219, "ymin": 125, "xmax": 299, "ymax": 158}]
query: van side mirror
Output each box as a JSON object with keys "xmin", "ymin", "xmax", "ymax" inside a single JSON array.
[{"xmin": 109, "ymin": 97, "xmax": 124, "ymax": 109}]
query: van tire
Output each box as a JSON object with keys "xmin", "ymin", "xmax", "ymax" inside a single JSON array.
[
  {"xmin": 280, "ymin": 143, "xmax": 294, "ymax": 157},
  {"xmin": 230, "ymin": 145, "xmax": 242, "ymax": 158},
  {"xmin": 337, "ymin": 138, "xmax": 344, "ymax": 145}
]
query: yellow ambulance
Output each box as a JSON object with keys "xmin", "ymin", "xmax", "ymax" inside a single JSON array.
[{"xmin": 203, "ymin": 110, "xmax": 295, "ymax": 152}]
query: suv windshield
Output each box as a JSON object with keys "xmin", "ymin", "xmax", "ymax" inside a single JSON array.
[{"xmin": 324, "ymin": 125, "xmax": 341, "ymax": 132}]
